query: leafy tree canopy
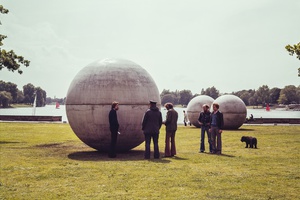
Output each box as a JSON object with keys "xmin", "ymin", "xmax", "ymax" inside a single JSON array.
[
  {"xmin": 285, "ymin": 42, "xmax": 300, "ymax": 76},
  {"xmin": 0, "ymin": 5, "xmax": 30, "ymax": 74}
]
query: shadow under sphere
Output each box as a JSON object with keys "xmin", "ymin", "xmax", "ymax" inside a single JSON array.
[{"xmin": 66, "ymin": 58, "xmax": 161, "ymax": 152}]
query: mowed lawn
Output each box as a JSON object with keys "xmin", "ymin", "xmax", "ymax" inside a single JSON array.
[{"xmin": 0, "ymin": 123, "xmax": 299, "ymax": 200}]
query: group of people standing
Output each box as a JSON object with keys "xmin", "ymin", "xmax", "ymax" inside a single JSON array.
[
  {"xmin": 141, "ymin": 101, "xmax": 178, "ymax": 159},
  {"xmin": 108, "ymin": 100, "xmax": 223, "ymax": 159},
  {"xmin": 198, "ymin": 103, "xmax": 224, "ymax": 155}
]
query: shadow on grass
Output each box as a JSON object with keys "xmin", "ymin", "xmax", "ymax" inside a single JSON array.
[
  {"xmin": 203, "ymin": 152, "xmax": 235, "ymax": 157},
  {"xmin": 171, "ymin": 156, "xmax": 188, "ymax": 160},
  {"xmin": 228, "ymin": 128, "xmax": 255, "ymax": 132},
  {"xmin": 68, "ymin": 150, "xmax": 171, "ymax": 163},
  {"xmin": 219, "ymin": 153, "xmax": 235, "ymax": 157},
  {"xmin": 0, "ymin": 141, "xmax": 22, "ymax": 144},
  {"xmin": 35, "ymin": 143, "xmax": 62, "ymax": 148}
]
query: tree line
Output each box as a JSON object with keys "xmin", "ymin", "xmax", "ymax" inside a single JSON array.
[
  {"xmin": 160, "ymin": 85, "xmax": 300, "ymax": 106},
  {"xmin": 0, "ymin": 80, "xmax": 46, "ymax": 108},
  {"xmin": 46, "ymin": 97, "xmax": 66, "ymax": 105}
]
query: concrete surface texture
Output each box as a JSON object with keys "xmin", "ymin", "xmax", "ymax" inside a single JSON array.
[
  {"xmin": 213, "ymin": 94, "xmax": 247, "ymax": 129},
  {"xmin": 66, "ymin": 58, "xmax": 161, "ymax": 152},
  {"xmin": 187, "ymin": 95, "xmax": 214, "ymax": 128}
]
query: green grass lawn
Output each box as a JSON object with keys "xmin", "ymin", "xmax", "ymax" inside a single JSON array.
[{"xmin": 0, "ymin": 123, "xmax": 299, "ymax": 200}]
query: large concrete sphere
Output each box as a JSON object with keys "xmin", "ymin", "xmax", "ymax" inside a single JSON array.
[
  {"xmin": 212, "ymin": 95, "xmax": 247, "ymax": 130},
  {"xmin": 186, "ymin": 95, "xmax": 214, "ymax": 128},
  {"xmin": 66, "ymin": 58, "xmax": 161, "ymax": 152}
]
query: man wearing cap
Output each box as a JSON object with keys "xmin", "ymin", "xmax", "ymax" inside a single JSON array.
[
  {"xmin": 142, "ymin": 100, "xmax": 163, "ymax": 159},
  {"xmin": 198, "ymin": 104, "xmax": 212, "ymax": 153}
]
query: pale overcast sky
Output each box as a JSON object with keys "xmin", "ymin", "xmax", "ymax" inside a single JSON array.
[{"xmin": 1, "ymin": 0, "xmax": 299, "ymax": 98}]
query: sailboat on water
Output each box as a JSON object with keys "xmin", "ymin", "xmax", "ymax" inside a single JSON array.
[
  {"xmin": 56, "ymin": 102, "xmax": 60, "ymax": 109},
  {"xmin": 266, "ymin": 103, "xmax": 270, "ymax": 111}
]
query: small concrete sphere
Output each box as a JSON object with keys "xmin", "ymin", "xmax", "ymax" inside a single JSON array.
[
  {"xmin": 186, "ymin": 95, "xmax": 214, "ymax": 128},
  {"xmin": 66, "ymin": 58, "xmax": 161, "ymax": 152},
  {"xmin": 212, "ymin": 95, "xmax": 247, "ymax": 129}
]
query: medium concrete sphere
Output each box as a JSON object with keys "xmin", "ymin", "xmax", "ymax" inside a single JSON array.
[
  {"xmin": 66, "ymin": 58, "xmax": 161, "ymax": 152},
  {"xmin": 212, "ymin": 95, "xmax": 247, "ymax": 129},
  {"xmin": 186, "ymin": 95, "xmax": 214, "ymax": 128}
]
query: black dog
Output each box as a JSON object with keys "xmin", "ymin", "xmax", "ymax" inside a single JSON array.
[{"xmin": 241, "ymin": 136, "xmax": 257, "ymax": 148}]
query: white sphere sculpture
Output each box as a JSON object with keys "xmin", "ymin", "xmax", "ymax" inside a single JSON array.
[
  {"xmin": 212, "ymin": 95, "xmax": 247, "ymax": 129},
  {"xmin": 186, "ymin": 95, "xmax": 214, "ymax": 128},
  {"xmin": 66, "ymin": 58, "xmax": 161, "ymax": 152}
]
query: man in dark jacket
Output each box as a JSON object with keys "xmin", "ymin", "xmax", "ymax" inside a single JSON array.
[
  {"xmin": 163, "ymin": 103, "xmax": 178, "ymax": 157},
  {"xmin": 209, "ymin": 103, "xmax": 224, "ymax": 154},
  {"xmin": 108, "ymin": 101, "xmax": 119, "ymax": 158},
  {"xmin": 142, "ymin": 100, "xmax": 162, "ymax": 159},
  {"xmin": 198, "ymin": 104, "xmax": 212, "ymax": 153}
]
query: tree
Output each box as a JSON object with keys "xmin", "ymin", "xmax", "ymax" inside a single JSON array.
[
  {"xmin": 201, "ymin": 86, "xmax": 220, "ymax": 99},
  {"xmin": 160, "ymin": 89, "xmax": 180, "ymax": 105},
  {"xmin": 278, "ymin": 93, "xmax": 287, "ymax": 104},
  {"xmin": 249, "ymin": 95, "xmax": 258, "ymax": 106},
  {"xmin": 0, "ymin": 80, "xmax": 18, "ymax": 103},
  {"xmin": 160, "ymin": 89, "xmax": 171, "ymax": 98},
  {"xmin": 179, "ymin": 90, "xmax": 193, "ymax": 106},
  {"xmin": 232, "ymin": 89, "xmax": 253, "ymax": 106},
  {"xmin": 16, "ymin": 90, "xmax": 24, "ymax": 103},
  {"xmin": 22, "ymin": 83, "xmax": 46, "ymax": 107},
  {"xmin": 256, "ymin": 85, "xmax": 270, "ymax": 105},
  {"xmin": 285, "ymin": 42, "xmax": 300, "ymax": 76},
  {"xmin": 23, "ymin": 83, "xmax": 35, "ymax": 104},
  {"xmin": 279, "ymin": 85, "xmax": 299, "ymax": 104},
  {"xmin": 297, "ymin": 85, "xmax": 300, "ymax": 102},
  {"xmin": 161, "ymin": 94, "xmax": 177, "ymax": 105},
  {"xmin": 35, "ymin": 87, "xmax": 46, "ymax": 107},
  {"xmin": 46, "ymin": 97, "xmax": 52, "ymax": 104},
  {"xmin": 269, "ymin": 87, "xmax": 281, "ymax": 104},
  {"xmin": 0, "ymin": 5, "xmax": 30, "ymax": 74},
  {"xmin": 0, "ymin": 91, "xmax": 12, "ymax": 107}
]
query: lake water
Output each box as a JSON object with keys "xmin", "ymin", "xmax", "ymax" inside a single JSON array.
[{"xmin": 0, "ymin": 105, "xmax": 299, "ymax": 124}]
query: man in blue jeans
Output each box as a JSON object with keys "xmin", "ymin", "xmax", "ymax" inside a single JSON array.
[
  {"xmin": 209, "ymin": 103, "xmax": 224, "ymax": 155},
  {"xmin": 198, "ymin": 104, "xmax": 212, "ymax": 153}
]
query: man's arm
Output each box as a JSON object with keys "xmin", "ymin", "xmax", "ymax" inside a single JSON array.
[
  {"xmin": 198, "ymin": 112, "xmax": 203, "ymax": 125},
  {"xmin": 159, "ymin": 112, "xmax": 163, "ymax": 128},
  {"xmin": 142, "ymin": 112, "xmax": 147, "ymax": 131},
  {"xmin": 219, "ymin": 112, "xmax": 224, "ymax": 130},
  {"xmin": 165, "ymin": 111, "xmax": 172, "ymax": 125}
]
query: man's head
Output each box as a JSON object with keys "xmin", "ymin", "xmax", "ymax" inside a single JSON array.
[
  {"xmin": 112, "ymin": 101, "xmax": 119, "ymax": 110},
  {"xmin": 149, "ymin": 100, "xmax": 157, "ymax": 107},
  {"xmin": 213, "ymin": 103, "xmax": 219, "ymax": 112},
  {"xmin": 202, "ymin": 104, "xmax": 209, "ymax": 112},
  {"xmin": 164, "ymin": 102, "xmax": 173, "ymax": 110}
]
